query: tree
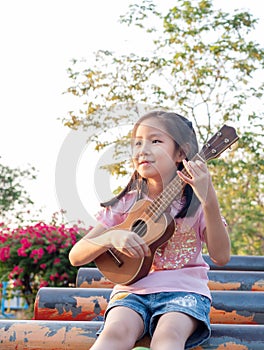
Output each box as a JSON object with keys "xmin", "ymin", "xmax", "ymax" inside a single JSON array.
[
  {"xmin": 62, "ymin": 0, "xmax": 264, "ymax": 255},
  {"xmin": 0, "ymin": 160, "xmax": 36, "ymax": 224}
]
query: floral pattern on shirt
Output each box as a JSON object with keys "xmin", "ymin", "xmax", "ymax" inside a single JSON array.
[{"xmin": 152, "ymin": 220, "xmax": 197, "ymax": 270}]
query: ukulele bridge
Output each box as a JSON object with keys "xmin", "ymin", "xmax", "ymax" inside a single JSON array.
[{"xmin": 106, "ymin": 249, "xmax": 124, "ymax": 267}]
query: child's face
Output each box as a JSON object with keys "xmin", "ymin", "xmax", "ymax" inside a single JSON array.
[{"xmin": 132, "ymin": 118, "xmax": 185, "ymax": 186}]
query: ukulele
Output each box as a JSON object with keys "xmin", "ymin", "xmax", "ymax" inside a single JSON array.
[{"xmin": 94, "ymin": 125, "xmax": 239, "ymax": 285}]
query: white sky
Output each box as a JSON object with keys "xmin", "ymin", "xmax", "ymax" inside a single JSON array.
[{"xmin": 0, "ymin": 0, "xmax": 263, "ymax": 227}]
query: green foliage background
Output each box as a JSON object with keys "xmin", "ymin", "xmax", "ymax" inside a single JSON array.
[
  {"xmin": 0, "ymin": 161, "xmax": 37, "ymax": 223},
  {"xmin": 62, "ymin": 0, "xmax": 264, "ymax": 255}
]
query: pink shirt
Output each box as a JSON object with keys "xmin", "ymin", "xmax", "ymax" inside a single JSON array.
[{"xmin": 95, "ymin": 191, "xmax": 212, "ymax": 300}]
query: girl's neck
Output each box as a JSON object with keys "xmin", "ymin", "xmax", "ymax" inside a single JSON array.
[
  {"xmin": 146, "ymin": 172, "xmax": 177, "ymax": 199},
  {"xmin": 147, "ymin": 181, "xmax": 163, "ymax": 199}
]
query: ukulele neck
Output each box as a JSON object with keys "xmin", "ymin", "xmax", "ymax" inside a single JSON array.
[{"xmin": 145, "ymin": 154, "xmax": 204, "ymax": 222}]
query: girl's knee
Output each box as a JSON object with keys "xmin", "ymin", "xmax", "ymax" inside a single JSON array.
[
  {"xmin": 150, "ymin": 313, "xmax": 198, "ymax": 349},
  {"xmin": 151, "ymin": 326, "xmax": 185, "ymax": 348},
  {"xmin": 103, "ymin": 320, "xmax": 129, "ymax": 337},
  {"xmin": 100, "ymin": 320, "xmax": 139, "ymax": 347}
]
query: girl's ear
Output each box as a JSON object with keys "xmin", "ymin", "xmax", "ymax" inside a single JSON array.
[{"xmin": 178, "ymin": 143, "xmax": 191, "ymax": 161}]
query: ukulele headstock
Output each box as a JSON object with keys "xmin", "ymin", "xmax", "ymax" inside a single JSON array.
[{"xmin": 200, "ymin": 125, "xmax": 239, "ymax": 162}]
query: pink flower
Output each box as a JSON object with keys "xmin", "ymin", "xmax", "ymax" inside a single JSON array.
[
  {"xmin": 46, "ymin": 244, "xmax": 56, "ymax": 254},
  {"xmin": 50, "ymin": 273, "xmax": 59, "ymax": 281},
  {"xmin": 20, "ymin": 237, "xmax": 32, "ymax": 249},
  {"xmin": 38, "ymin": 248, "xmax": 44, "ymax": 258},
  {"xmin": 8, "ymin": 266, "xmax": 24, "ymax": 279},
  {"xmin": 30, "ymin": 248, "xmax": 44, "ymax": 261},
  {"xmin": 0, "ymin": 234, "xmax": 8, "ymax": 244},
  {"xmin": 60, "ymin": 243, "xmax": 67, "ymax": 248},
  {"xmin": 59, "ymin": 272, "xmax": 69, "ymax": 281},
  {"xmin": 17, "ymin": 247, "xmax": 27, "ymax": 257},
  {"xmin": 39, "ymin": 280, "xmax": 49, "ymax": 288},
  {"xmin": 53, "ymin": 258, "xmax": 60, "ymax": 265},
  {"xmin": 13, "ymin": 266, "xmax": 24, "ymax": 274},
  {"xmin": 0, "ymin": 246, "xmax": 10, "ymax": 262},
  {"xmin": 13, "ymin": 279, "xmax": 23, "ymax": 287},
  {"xmin": 40, "ymin": 263, "xmax": 46, "ymax": 269}
]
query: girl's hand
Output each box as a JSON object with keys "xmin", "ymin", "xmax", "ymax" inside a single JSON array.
[
  {"xmin": 104, "ymin": 229, "xmax": 151, "ymax": 258},
  {"xmin": 177, "ymin": 159, "xmax": 212, "ymax": 205}
]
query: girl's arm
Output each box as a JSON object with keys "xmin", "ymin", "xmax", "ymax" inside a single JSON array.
[
  {"xmin": 69, "ymin": 222, "xmax": 150, "ymax": 266},
  {"xmin": 69, "ymin": 223, "xmax": 108, "ymax": 266},
  {"xmin": 201, "ymin": 182, "xmax": 230, "ymax": 266},
  {"xmin": 177, "ymin": 159, "xmax": 231, "ymax": 266}
]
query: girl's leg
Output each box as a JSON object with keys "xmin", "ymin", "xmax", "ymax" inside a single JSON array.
[
  {"xmin": 91, "ymin": 306, "xmax": 145, "ymax": 350},
  {"xmin": 150, "ymin": 312, "xmax": 198, "ymax": 350}
]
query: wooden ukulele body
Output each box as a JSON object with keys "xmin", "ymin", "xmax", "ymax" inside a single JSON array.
[{"xmin": 94, "ymin": 199, "xmax": 175, "ymax": 285}]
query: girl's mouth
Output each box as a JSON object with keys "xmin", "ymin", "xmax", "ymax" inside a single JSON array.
[{"xmin": 139, "ymin": 160, "xmax": 153, "ymax": 166}]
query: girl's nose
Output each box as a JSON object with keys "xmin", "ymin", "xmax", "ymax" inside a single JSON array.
[
  {"xmin": 132, "ymin": 140, "xmax": 150, "ymax": 158},
  {"xmin": 138, "ymin": 140, "xmax": 151, "ymax": 156},
  {"xmin": 141, "ymin": 141, "xmax": 150, "ymax": 153}
]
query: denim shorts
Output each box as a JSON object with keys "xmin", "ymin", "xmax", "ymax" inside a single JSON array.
[{"xmin": 100, "ymin": 291, "xmax": 211, "ymax": 349}]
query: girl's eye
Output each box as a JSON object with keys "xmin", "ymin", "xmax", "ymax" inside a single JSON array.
[
  {"xmin": 152, "ymin": 139, "xmax": 162, "ymax": 144},
  {"xmin": 135, "ymin": 140, "xmax": 141, "ymax": 146}
]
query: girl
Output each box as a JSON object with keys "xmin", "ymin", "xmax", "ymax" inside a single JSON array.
[{"xmin": 69, "ymin": 111, "xmax": 230, "ymax": 350}]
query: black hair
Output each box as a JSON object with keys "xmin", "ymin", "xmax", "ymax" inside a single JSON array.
[{"xmin": 100, "ymin": 111, "xmax": 200, "ymax": 218}]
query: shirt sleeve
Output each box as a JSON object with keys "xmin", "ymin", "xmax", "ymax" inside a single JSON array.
[
  {"xmin": 95, "ymin": 205, "xmax": 124, "ymax": 228},
  {"xmin": 95, "ymin": 191, "xmax": 138, "ymax": 228}
]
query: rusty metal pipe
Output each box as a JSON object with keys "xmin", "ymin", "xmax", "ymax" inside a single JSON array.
[
  {"xmin": 76, "ymin": 267, "xmax": 114, "ymax": 288},
  {"xmin": 0, "ymin": 320, "xmax": 264, "ymax": 349},
  {"xmin": 76, "ymin": 267, "xmax": 264, "ymax": 291},
  {"xmin": 204, "ymin": 254, "xmax": 264, "ymax": 271},
  {"xmin": 34, "ymin": 287, "xmax": 110, "ymax": 322},
  {"xmin": 75, "ymin": 255, "xmax": 264, "ymax": 289},
  {"xmin": 210, "ymin": 290, "xmax": 264, "ymax": 325},
  {"xmin": 208, "ymin": 271, "xmax": 264, "ymax": 291},
  {"xmin": 0, "ymin": 320, "xmax": 99, "ymax": 350},
  {"xmin": 202, "ymin": 324, "xmax": 264, "ymax": 349},
  {"xmin": 34, "ymin": 288, "xmax": 264, "ymax": 325}
]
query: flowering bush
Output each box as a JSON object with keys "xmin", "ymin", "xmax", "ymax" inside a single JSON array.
[{"xmin": 0, "ymin": 219, "xmax": 92, "ymax": 309}]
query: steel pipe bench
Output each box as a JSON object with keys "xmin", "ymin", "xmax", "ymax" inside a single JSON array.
[{"xmin": 0, "ymin": 255, "xmax": 263, "ymax": 349}]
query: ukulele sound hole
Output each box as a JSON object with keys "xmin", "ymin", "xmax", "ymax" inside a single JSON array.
[{"xmin": 131, "ymin": 220, "xmax": 147, "ymax": 237}]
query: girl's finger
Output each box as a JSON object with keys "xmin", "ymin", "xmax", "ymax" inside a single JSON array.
[
  {"xmin": 133, "ymin": 236, "xmax": 150, "ymax": 257},
  {"xmin": 183, "ymin": 159, "xmax": 194, "ymax": 176},
  {"xmin": 177, "ymin": 169, "xmax": 193, "ymax": 185}
]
